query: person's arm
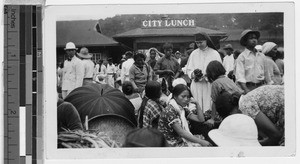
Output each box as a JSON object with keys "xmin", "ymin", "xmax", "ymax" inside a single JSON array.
[
  {"xmin": 154, "ymin": 48, "xmax": 165, "ymax": 57},
  {"xmin": 235, "ymin": 55, "xmax": 250, "ymax": 94},
  {"xmin": 75, "ymin": 60, "xmax": 84, "ymax": 88},
  {"xmin": 172, "ymin": 122, "xmax": 211, "ymax": 146},
  {"xmin": 187, "ymin": 100, "xmax": 205, "ymax": 122},
  {"xmin": 153, "ymin": 59, "xmax": 169, "ymax": 76},
  {"xmin": 254, "ymin": 111, "xmax": 282, "ymax": 146},
  {"xmin": 129, "ymin": 66, "xmax": 139, "ymax": 92}
]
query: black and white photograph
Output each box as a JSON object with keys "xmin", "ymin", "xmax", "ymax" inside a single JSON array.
[{"xmin": 43, "ymin": 1, "xmax": 296, "ymax": 162}]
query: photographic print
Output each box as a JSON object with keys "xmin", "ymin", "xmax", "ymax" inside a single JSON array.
[{"xmin": 43, "ymin": 2, "xmax": 295, "ymax": 160}]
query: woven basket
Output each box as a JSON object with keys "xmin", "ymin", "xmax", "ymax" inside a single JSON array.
[{"xmin": 88, "ymin": 114, "xmax": 136, "ymax": 146}]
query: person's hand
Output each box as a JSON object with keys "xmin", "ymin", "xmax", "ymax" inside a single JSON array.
[
  {"xmin": 200, "ymin": 140, "xmax": 212, "ymax": 147},
  {"xmin": 165, "ymin": 70, "xmax": 175, "ymax": 76},
  {"xmin": 193, "ymin": 69, "xmax": 203, "ymax": 82},
  {"xmin": 227, "ymin": 70, "xmax": 234, "ymax": 79},
  {"xmin": 189, "ymin": 99, "xmax": 199, "ymax": 105},
  {"xmin": 204, "ymin": 119, "xmax": 215, "ymax": 128},
  {"xmin": 244, "ymin": 88, "xmax": 251, "ymax": 94},
  {"xmin": 133, "ymin": 88, "xmax": 140, "ymax": 93}
]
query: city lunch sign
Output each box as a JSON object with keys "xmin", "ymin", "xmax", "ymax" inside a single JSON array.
[{"xmin": 142, "ymin": 19, "xmax": 195, "ymax": 28}]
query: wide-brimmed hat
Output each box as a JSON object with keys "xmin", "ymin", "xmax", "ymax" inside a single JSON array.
[
  {"xmin": 208, "ymin": 114, "xmax": 261, "ymax": 147},
  {"xmin": 78, "ymin": 47, "xmax": 93, "ymax": 59},
  {"xmin": 194, "ymin": 32, "xmax": 217, "ymax": 50},
  {"xmin": 240, "ymin": 29, "xmax": 260, "ymax": 46},
  {"xmin": 64, "ymin": 42, "xmax": 78, "ymax": 50},
  {"xmin": 223, "ymin": 44, "xmax": 234, "ymax": 51}
]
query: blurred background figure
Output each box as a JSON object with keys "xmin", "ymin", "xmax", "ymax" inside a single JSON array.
[
  {"xmin": 255, "ymin": 45, "xmax": 263, "ymax": 53},
  {"xmin": 122, "ymin": 81, "xmax": 142, "ymax": 119},
  {"xmin": 78, "ymin": 47, "xmax": 95, "ymax": 86},
  {"xmin": 222, "ymin": 44, "xmax": 235, "ymax": 76},
  {"xmin": 106, "ymin": 58, "xmax": 117, "ymax": 87}
]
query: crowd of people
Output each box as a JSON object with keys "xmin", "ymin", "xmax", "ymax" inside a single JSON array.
[{"xmin": 57, "ymin": 29, "xmax": 285, "ymax": 147}]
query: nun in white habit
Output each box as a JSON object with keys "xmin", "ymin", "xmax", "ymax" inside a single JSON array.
[{"xmin": 186, "ymin": 32, "xmax": 222, "ymax": 114}]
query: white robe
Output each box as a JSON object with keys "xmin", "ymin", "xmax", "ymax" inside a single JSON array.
[{"xmin": 186, "ymin": 47, "xmax": 222, "ymax": 112}]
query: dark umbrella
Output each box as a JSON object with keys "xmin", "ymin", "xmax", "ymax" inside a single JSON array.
[{"xmin": 64, "ymin": 83, "xmax": 137, "ymax": 126}]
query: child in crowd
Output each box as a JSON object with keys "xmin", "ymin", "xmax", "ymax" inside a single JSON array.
[
  {"xmin": 122, "ymin": 81, "xmax": 143, "ymax": 119},
  {"xmin": 158, "ymin": 84, "xmax": 211, "ymax": 147},
  {"xmin": 205, "ymin": 60, "xmax": 243, "ymax": 126},
  {"xmin": 137, "ymin": 81, "xmax": 163, "ymax": 129}
]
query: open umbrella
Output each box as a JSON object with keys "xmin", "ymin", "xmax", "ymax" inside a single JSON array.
[{"xmin": 64, "ymin": 83, "xmax": 137, "ymax": 126}]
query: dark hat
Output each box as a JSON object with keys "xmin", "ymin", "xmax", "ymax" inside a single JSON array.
[
  {"xmin": 223, "ymin": 44, "xmax": 234, "ymax": 51},
  {"xmin": 240, "ymin": 29, "xmax": 260, "ymax": 46},
  {"xmin": 194, "ymin": 32, "xmax": 217, "ymax": 50}
]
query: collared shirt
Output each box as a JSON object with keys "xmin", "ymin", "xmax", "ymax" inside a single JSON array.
[
  {"xmin": 222, "ymin": 54, "xmax": 235, "ymax": 75},
  {"xmin": 106, "ymin": 64, "xmax": 116, "ymax": 74},
  {"xmin": 235, "ymin": 48, "xmax": 266, "ymax": 83},
  {"xmin": 62, "ymin": 56, "xmax": 84, "ymax": 91},
  {"xmin": 142, "ymin": 99, "xmax": 162, "ymax": 128},
  {"xmin": 154, "ymin": 56, "xmax": 180, "ymax": 79},
  {"xmin": 129, "ymin": 64, "xmax": 152, "ymax": 90},
  {"xmin": 211, "ymin": 75, "xmax": 244, "ymax": 103},
  {"xmin": 121, "ymin": 58, "xmax": 134, "ymax": 82},
  {"xmin": 94, "ymin": 64, "xmax": 107, "ymax": 76},
  {"xmin": 81, "ymin": 59, "xmax": 95, "ymax": 78}
]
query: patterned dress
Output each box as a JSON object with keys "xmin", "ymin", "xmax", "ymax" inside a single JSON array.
[
  {"xmin": 158, "ymin": 104, "xmax": 192, "ymax": 147},
  {"xmin": 239, "ymin": 85, "xmax": 284, "ymax": 145}
]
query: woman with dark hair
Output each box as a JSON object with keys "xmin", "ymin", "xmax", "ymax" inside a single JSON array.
[
  {"xmin": 137, "ymin": 81, "xmax": 163, "ymax": 129},
  {"xmin": 158, "ymin": 84, "xmax": 211, "ymax": 147},
  {"xmin": 122, "ymin": 81, "xmax": 142, "ymax": 118},
  {"xmin": 186, "ymin": 32, "xmax": 222, "ymax": 120},
  {"xmin": 129, "ymin": 52, "xmax": 152, "ymax": 94},
  {"xmin": 205, "ymin": 60, "xmax": 243, "ymax": 127},
  {"xmin": 123, "ymin": 128, "xmax": 168, "ymax": 147},
  {"xmin": 215, "ymin": 85, "xmax": 284, "ymax": 146}
]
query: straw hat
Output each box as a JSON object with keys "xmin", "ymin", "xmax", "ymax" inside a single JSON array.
[
  {"xmin": 208, "ymin": 114, "xmax": 261, "ymax": 147},
  {"xmin": 240, "ymin": 29, "xmax": 260, "ymax": 46},
  {"xmin": 64, "ymin": 42, "xmax": 78, "ymax": 50},
  {"xmin": 78, "ymin": 47, "xmax": 93, "ymax": 59}
]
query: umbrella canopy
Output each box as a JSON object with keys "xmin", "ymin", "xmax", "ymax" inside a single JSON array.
[{"xmin": 64, "ymin": 83, "xmax": 137, "ymax": 126}]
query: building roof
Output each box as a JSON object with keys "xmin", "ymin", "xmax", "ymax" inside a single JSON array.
[
  {"xmin": 221, "ymin": 28, "xmax": 283, "ymax": 41},
  {"xmin": 57, "ymin": 20, "xmax": 119, "ymax": 47},
  {"xmin": 113, "ymin": 26, "xmax": 227, "ymax": 38}
]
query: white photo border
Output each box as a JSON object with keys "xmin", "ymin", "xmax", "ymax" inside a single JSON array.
[{"xmin": 43, "ymin": 2, "xmax": 295, "ymax": 161}]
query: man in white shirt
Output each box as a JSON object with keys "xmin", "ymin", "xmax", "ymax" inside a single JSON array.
[
  {"xmin": 235, "ymin": 29, "xmax": 268, "ymax": 94},
  {"xmin": 77, "ymin": 47, "xmax": 94, "ymax": 86},
  {"xmin": 121, "ymin": 51, "xmax": 134, "ymax": 83},
  {"xmin": 61, "ymin": 42, "xmax": 84, "ymax": 99},
  {"xmin": 222, "ymin": 44, "xmax": 235, "ymax": 76},
  {"xmin": 106, "ymin": 58, "xmax": 117, "ymax": 87}
]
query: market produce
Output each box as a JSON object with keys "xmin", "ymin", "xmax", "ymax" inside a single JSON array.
[{"xmin": 58, "ymin": 129, "xmax": 120, "ymax": 148}]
